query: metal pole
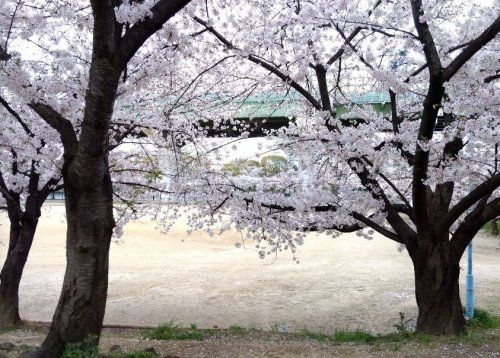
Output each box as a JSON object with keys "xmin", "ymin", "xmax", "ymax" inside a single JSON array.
[{"xmin": 465, "ymin": 241, "xmax": 474, "ymax": 319}]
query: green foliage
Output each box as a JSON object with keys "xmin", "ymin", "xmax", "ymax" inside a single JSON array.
[
  {"xmin": 260, "ymin": 155, "xmax": 288, "ymax": 176},
  {"xmin": 227, "ymin": 325, "xmax": 245, "ymax": 334},
  {"xmin": 123, "ymin": 349, "xmax": 158, "ymax": 358},
  {"xmin": 300, "ymin": 309, "xmax": 500, "ymax": 350},
  {"xmin": 301, "ymin": 328, "xmax": 376, "ymax": 344},
  {"xmin": 222, "ymin": 155, "xmax": 289, "ymax": 177},
  {"xmin": 393, "ymin": 312, "xmax": 413, "ymax": 337},
  {"xmin": 332, "ymin": 329, "xmax": 377, "ymax": 343},
  {"xmin": 466, "ymin": 308, "xmax": 500, "ymax": 330},
  {"xmin": 482, "ymin": 221, "xmax": 492, "ymax": 234},
  {"xmin": 301, "ymin": 328, "xmax": 329, "ymax": 342},
  {"xmin": 62, "ymin": 336, "xmax": 99, "ymax": 358},
  {"xmin": 222, "ymin": 159, "xmax": 260, "ymax": 176},
  {"xmin": 145, "ymin": 168, "xmax": 163, "ymax": 181},
  {"xmin": 143, "ymin": 322, "xmax": 204, "ymax": 341},
  {"xmin": 412, "ymin": 333, "xmax": 432, "ymax": 345}
]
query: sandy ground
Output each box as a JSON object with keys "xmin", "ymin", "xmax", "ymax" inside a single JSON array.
[
  {"xmin": 0, "ymin": 204, "xmax": 499, "ymax": 334},
  {"xmin": 1, "ymin": 327, "xmax": 499, "ymax": 358}
]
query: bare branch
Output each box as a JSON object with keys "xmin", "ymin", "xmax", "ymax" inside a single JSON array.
[{"xmin": 442, "ymin": 14, "xmax": 500, "ymax": 82}]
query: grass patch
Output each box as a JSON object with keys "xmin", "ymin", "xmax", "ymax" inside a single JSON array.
[
  {"xmin": 301, "ymin": 309, "xmax": 499, "ymax": 349},
  {"xmin": 332, "ymin": 329, "xmax": 377, "ymax": 343},
  {"xmin": 143, "ymin": 322, "xmax": 204, "ymax": 341},
  {"xmin": 0, "ymin": 326, "xmax": 18, "ymax": 335},
  {"xmin": 62, "ymin": 336, "xmax": 99, "ymax": 358},
  {"xmin": 482, "ymin": 220, "xmax": 499, "ymax": 235},
  {"xmin": 123, "ymin": 349, "xmax": 158, "ymax": 358},
  {"xmin": 467, "ymin": 308, "xmax": 500, "ymax": 330},
  {"xmin": 301, "ymin": 328, "xmax": 377, "ymax": 344},
  {"xmin": 227, "ymin": 325, "xmax": 245, "ymax": 334},
  {"xmin": 301, "ymin": 328, "xmax": 330, "ymax": 342},
  {"xmin": 412, "ymin": 332, "xmax": 433, "ymax": 345}
]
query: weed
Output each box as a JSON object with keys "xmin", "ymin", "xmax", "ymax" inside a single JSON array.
[
  {"xmin": 270, "ymin": 323, "xmax": 280, "ymax": 333},
  {"xmin": 123, "ymin": 348, "xmax": 158, "ymax": 358},
  {"xmin": 413, "ymin": 332, "xmax": 432, "ymax": 346},
  {"xmin": 61, "ymin": 335, "xmax": 99, "ymax": 358},
  {"xmin": 466, "ymin": 308, "xmax": 500, "ymax": 330},
  {"xmin": 143, "ymin": 322, "xmax": 203, "ymax": 341},
  {"xmin": 300, "ymin": 328, "xmax": 376, "ymax": 344},
  {"xmin": 228, "ymin": 325, "xmax": 245, "ymax": 334},
  {"xmin": 393, "ymin": 312, "xmax": 413, "ymax": 337},
  {"xmin": 332, "ymin": 329, "xmax": 376, "ymax": 343},
  {"xmin": 301, "ymin": 328, "xmax": 329, "ymax": 342}
]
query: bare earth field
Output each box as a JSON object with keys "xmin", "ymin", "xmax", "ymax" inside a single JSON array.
[{"xmin": 0, "ymin": 204, "xmax": 499, "ymax": 335}]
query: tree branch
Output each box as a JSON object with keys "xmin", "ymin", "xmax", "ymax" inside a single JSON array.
[
  {"xmin": 0, "ymin": 95, "xmax": 34, "ymax": 137},
  {"xmin": 0, "ymin": 45, "xmax": 11, "ymax": 61},
  {"xmin": 28, "ymin": 102, "xmax": 78, "ymax": 157},
  {"xmin": 325, "ymin": 0, "xmax": 382, "ymax": 66},
  {"xmin": 437, "ymin": 174, "xmax": 500, "ymax": 237},
  {"xmin": 442, "ymin": 14, "xmax": 500, "ymax": 82},
  {"xmin": 114, "ymin": 0, "xmax": 192, "ymax": 70},
  {"xmin": 450, "ymin": 196, "xmax": 500, "ymax": 257},
  {"xmin": 351, "ymin": 212, "xmax": 403, "ymax": 244},
  {"xmin": 193, "ymin": 16, "xmax": 322, "ymax": 110}
]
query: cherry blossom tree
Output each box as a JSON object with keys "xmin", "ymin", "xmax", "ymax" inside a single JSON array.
[
  {"xmin": 172, "ymin": 0, "xmax": 500, "ymax": 335},
  {"xmin": 0, "ymin": 0, "xmax": 199, "ymax": 355},
  {"xmin": 0, "ymin": 96, "xmax": 64, "ymax": 329},
  {"xmin": 0, "ymin": 90, "xmax": 174, "ymax": 330}
]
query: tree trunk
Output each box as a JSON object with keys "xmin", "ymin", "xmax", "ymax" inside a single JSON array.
[
  {"xmin": 0, "ymin": 219, "xmax": 37, "ymax": 328},
  {"xmin": 411, "ymin": 239, "xmax": 465, "ymax": 334},
  {"xmin": 30, "ymin": 167, "xmax": 115, "ymax": 357}
]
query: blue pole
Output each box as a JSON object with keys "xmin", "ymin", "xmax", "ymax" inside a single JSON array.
[{"xmin": 465, "ymin": 241, "xmax": 474, "ymax": 319}]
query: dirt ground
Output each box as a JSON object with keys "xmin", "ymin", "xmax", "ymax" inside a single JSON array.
[
  {"xmin": 0, "ymin": 204, "xmax": 499, "ymax": 334},
  {"xmin": 1, "ymin": 326, "xmax": 499, "ymax": 358}
]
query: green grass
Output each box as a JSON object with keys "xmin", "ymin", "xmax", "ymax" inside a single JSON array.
[
  {"xmin": 123, "ymin": 349, "xmax": 158, "ymax": 358},
  {"xmin": 333, "ymin": 329, "xmax": 377, "ymax": 343},
  {"xmin": 0, "ymin": 325, "xmax": 18, "ymax": 335},
  {"xmin": 227, "ymin": 325, "xmax": 245, "ymax": 334},
  {"xmin": 300, "ymin": 309, "xmax": 500, "ymax": 348},
  {"xmin": 143, "ymin": 322, "xmax": 204, "ymax": 341},
  {"xmin": 467, "ymin": 308, "xmax": 500, "ymax": 330},
  {"xmin": 301, "ymin": 328, "xmax": 451, "ymax": 348},
  {"xmin": 301, "ymin": 328, "xmax": 378, "ymax": 344},
  {"xmin": 482, "ymin": 220, "xmax": 499, "ymax": 235},
  {"xmin": 301, "ymin": 328, "xmax": 330, "ymax": 342},
  {"xmin": 483, "ymin": 221, "xmax": 493, "ymax": 234},
  {"xmin": 61, "ymin": 336, "xmax": 99, "ymax": 358}
]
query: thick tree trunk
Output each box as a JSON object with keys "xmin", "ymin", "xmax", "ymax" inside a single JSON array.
[
  {"xmin": 0, "ymin": 219, "xmax": 37, "ymax": 328},
  {"xmin": 31, "ymin": 167, "xmax": 115, "ymax": 357},
  {"xmin": 411, "ymin": 239, "xmax": 465, "ymax": 335}
]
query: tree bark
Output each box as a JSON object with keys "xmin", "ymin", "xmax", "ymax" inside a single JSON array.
[
  {"xmin": 31, "ymin": 166, "xmax": 115, "ymax": 357},
  {"xmin": 0, "ymin": 218, "xmax": 37, "ymax": 328},
  {"xmin": 30, "ymin": 55, "xmax": 120, "ymax": 356},
  {"xmin": 411, "ymin": 238, "xmax": 465, "ymax": 334}
]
